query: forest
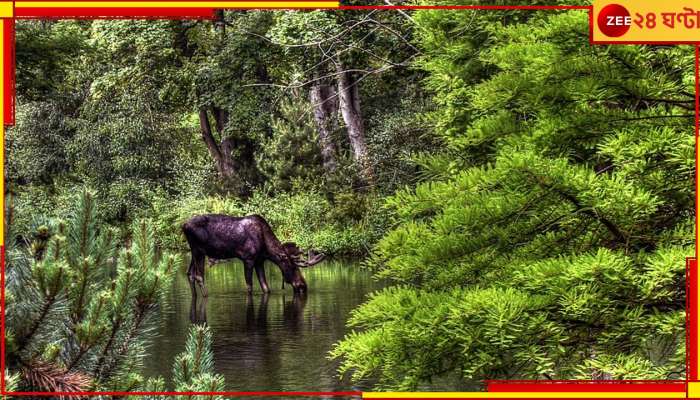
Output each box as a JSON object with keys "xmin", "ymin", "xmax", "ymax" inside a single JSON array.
[{"xmin": 4, "ymin": 1, "xmax": 695, "ymax": 394}]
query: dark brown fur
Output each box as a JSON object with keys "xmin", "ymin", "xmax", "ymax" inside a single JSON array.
[{"xmin": 183, "ymin": 214, "xmax": 323, "ymax": 296}]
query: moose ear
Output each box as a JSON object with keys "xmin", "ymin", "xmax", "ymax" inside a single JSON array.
[
  {"xmin": 282, "ymin": 242, "xmax": 302, "ymax": 255},
  {"xmin": 282, "ymin": 242, "xmax": 303, "ymax": 263}
]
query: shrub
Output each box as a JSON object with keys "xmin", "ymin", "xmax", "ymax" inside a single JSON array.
[{"xmin": 153, "ymin": 190, "xmax": 389, "ymax": 256}]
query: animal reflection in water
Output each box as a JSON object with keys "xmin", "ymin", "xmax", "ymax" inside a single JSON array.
[{"xmin": 189, "ymin": 293, "xmax": 308, "ymax": 329}]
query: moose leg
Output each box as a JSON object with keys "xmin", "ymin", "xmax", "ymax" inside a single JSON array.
[
  {"xmin": 254, "ymin": 259, "xmax": 270, "ymax": 294},
  {"xmin": 243, "ymin": 259, "xmax": 254, "ymax": 293},
  {"xmin": 193, "ymin": 251, "xmax": 208, "ymax": 298},
  {"xmin": 187, "ymin": 257, "xmax": 197, "ymax": 298}
]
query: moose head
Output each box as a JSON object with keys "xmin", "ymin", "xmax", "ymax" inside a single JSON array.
[{"xmin": 281, "ymin": 242, "xmax": 326, "ymax": 292}]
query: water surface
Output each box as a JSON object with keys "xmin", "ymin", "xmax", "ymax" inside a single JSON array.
[{"xmin": 143, "ymin": 257, "xmax": 382, "ymax": 392}]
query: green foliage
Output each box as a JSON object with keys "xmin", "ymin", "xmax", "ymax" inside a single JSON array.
[
  {"xmin": 266, "ymin": 9, "xmax": 432, "ymax": 192},
  {"xmin": 68, "ymin": 21, "xmax": 208, "ymax": 222},
  {"xmin": 332, "ymin": 8, "xmax": 692, "ymax": 388},
  {"xmin": 364, "ymin": 97, "xmax": 438, "ymax": 193},
  {"xmin": 194, "ymin": 13, "xmax": 277, "ymax": 136},
  {"xmin": 5, "ymin": 189, "xmax": 193, "ymax": 392},
  {"xmin": 6, "ymin": 102, "xmax": 72, "ymax": 185},
  {"xmin": 173, "ymin": 325, "xmax": 226, "ymax": 398},
  {"xmin": 15, "ymin": 21, "xmax": 90, "ymax": 101},
  {"xmin": 331, "ymin": 286, "xmax": 566, "ymax": 389},
  {"xmin": 11, "ymin": 13, "xmax": 425, "ymax": 244},
  {"xmin": 257, "ymin": 97, "xmax": 325, "ymax": 192},
  {"xmin": 5, "ymin": 183, "xmax": 72, "ymax": 240},
  {"xmin": 10, "ymin": 20, "xmax": 213, "ymax": 224}
]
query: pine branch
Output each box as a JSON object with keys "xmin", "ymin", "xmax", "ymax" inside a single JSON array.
[
  {"xmin": 16, "ymin": 269, "xmax": 63, "ymax": 354},
  {"xmin": 21, "ymin": 360, "xmax": 91, "ymax": 395},
  {"xmin": 72, "ymin": 259, "xmax": 90, "ymax": 324},
  {"xmin": 94, "ymin": 308, "xmax": 147, "ymax": 383},
  {"xmin": 551, "ymin": 187, "xmax": 628, "ymax": 247},
  {"xmin": 65, "ymin": 345, "xmax": 91, "ymax": 372},
  {"xmin": 92, "ymin": 319, "xmax": 122, "ymax": 378},
  {"xmin": 522, "ymin": 171, "xmax": 629, "ymax": 248}
]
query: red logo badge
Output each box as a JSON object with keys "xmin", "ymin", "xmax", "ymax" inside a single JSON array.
[{"xmin": 597, "ymin": 4, "xmax": 632, "ymax": 37}]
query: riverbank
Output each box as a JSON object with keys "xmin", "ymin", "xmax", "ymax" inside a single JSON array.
[
  {"xmin": 151, "ymin": 190, "xmax": 390, "ymax": 258},
  {"xmin": 7, "ymin": 183, "xmax": 389, "ymax": 258}
]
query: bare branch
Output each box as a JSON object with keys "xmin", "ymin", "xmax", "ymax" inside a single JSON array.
[
  {"xmin": 365, "ymin": 17, "xmax": 421, "ymax": 54},
  {"xmin": 227, "ymin": 11, "xmax": 378, "ymax": 49}
]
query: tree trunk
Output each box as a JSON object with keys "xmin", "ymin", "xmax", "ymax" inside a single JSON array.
[
  {"xmin": 309, "ymin": 83, "xmax": 339, "ymax": 172},
  {"xmin": 182, "ymin": 12, "xmax": 262, "ymax": 194},
  {"xmin": 198, "ymin": 108, "xmax": 234, "ymax": 178},
  {"xmin": 337, "ymin": 64, "xmax": 374, "ymax": 186},
  {"xmin": 176, "ymin": 21, "xmax": 236, "ymax": 182}
]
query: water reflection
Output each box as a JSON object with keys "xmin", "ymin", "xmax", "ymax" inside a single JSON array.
[
  {"xmin": 189, "ymin": 295, "xmax": 208, "ymax": 324},
  {"xmin": 245, "ymin": 293, "xmax": 268, "ymax": 331},
  {"xmin": 145, "ymin": 258, "xmax": 382, "ymax": 391},
  {"xmin": 281, "ymin": 292, "xmax": 307, "ymax": 333}
]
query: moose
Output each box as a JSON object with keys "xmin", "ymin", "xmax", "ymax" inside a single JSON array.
[{"xmin": 183, "ymin": 214, "xmax": 326, "ymax": 296}]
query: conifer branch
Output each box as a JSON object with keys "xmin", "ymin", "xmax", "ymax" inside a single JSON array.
[
  {"xmin": 551, "ymin": 186, "xmax": 628, "ymax": 247},
  {"xmin": 16, "ymin": 266, "xmax": 63, "ymax": 354},
  {"xmin": 21, "ymin": 361, "xmax": 91, "ymax": 395}
]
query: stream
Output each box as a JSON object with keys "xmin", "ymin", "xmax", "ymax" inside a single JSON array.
[{"xmin": 142, "ymin": 257, "xmax": 382, "ymax": 392}]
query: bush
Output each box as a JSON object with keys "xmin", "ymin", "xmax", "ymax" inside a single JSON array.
[
  {"xmin": 152, "ymin": 190, "xmax": 390, "ymax": 256},
  {"xmin": 7, "ymin": 183, "xmax": 77, "ymax": 243}
]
